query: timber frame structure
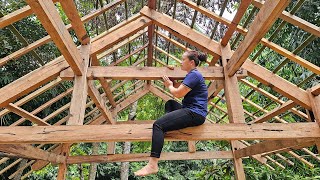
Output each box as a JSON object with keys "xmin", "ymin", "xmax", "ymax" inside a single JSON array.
[{"xmin": 0, "ymin": 0, "xmax": 319, "ymax": 179}]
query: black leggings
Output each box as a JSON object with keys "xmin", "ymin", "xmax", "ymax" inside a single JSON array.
[{"xmin": 150, "ymin": 100, "xmax": 205, "ymax": 158}]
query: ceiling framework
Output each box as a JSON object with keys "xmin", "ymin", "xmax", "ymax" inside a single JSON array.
[{"xmin": 0, "ymin": 0, "xmax": 319, "ymax": 179}]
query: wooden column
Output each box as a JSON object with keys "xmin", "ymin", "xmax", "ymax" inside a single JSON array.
[
  {"xmin": 68, "ymin": 45, "xmax": 90, "ymax": 125},
  {"xmin": 221, "ymin": 43, "xmax": 246, "ymax": 180},
  {"xmin": 147, "ymin": 0, "xmax": 156, "ymax": 84},
  {"xmin": 57, "ymin": 144, "xmax": 70, "ymax": 180}
]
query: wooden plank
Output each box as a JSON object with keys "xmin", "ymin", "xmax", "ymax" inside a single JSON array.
[
  {"xmin": 221, "ymin": 0, "xmax": 251, "ymax": 46},
  {"xmin": 26, "ymin": 0, "xmax": 84, "ymax": 75},
  {"xmin": 243, "ymin": 60, "xmax": 311, "ymax": 109},
  {"xmin": 0, "ymin": 123, "xmax": 318, "ymax": 144},
  {"xmin": 249, "ymin": 100, "xmax": 296, "ymax": 124},
  {"xmin": 67, "ymin": 151, "xmax": 233, "ymax": 164},
  {"xmin": 68, "ymin": 45, "xmax": 90, "ymax": 125},
  {"xmin": 0, "ymin": 144, "xmax": 65, "ymax": 164},
  {"xmin": 0, "ymin": 57, "xmax": 68, "ymax": 108},
  {"xmin": 6, "ymin": 103, "xmax": 50, "ymax": 126},
  {"xmin": 226, "ymin": 0, "xmax": 290, "ymax": 76},
  {"xmin": 59, "ymin": 0, "xmax": 90, "ymax": 44},
  {"xmin": 261, "ymin": 39, "xmax": 320, "ymax": 75},
  {"xmin": 252, "ymin": 0, "xmax": 320, "ymax": 37},
  {"xmin": 221, "ymin": 43, "xmax": 245, "ymax": 180},
  {"xmin": 234, "ymin": 139, "xmax": 315, "ymax": 158},
  {"xmin": 140, "ymin": 7, "xmax": 221, "ymax": 56},
  {"xmin": 60, "ymin": 66, "xmax": 247, "ymax": 80},
  {"xmin": 91, "ymin": 16, "xmax": 152, "ymax": 55},
  {"xmin": 87, "ymin": 80, "xmax": 115, "ymax": 124},
  {"xmin": 261, "ymin": 141, "xmax": 316, "ymax": 156}
]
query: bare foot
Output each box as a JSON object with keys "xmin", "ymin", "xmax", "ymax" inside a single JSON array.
[{"xmin": 134, "ymin": 163, "xmax": 159, "ymax": 176}]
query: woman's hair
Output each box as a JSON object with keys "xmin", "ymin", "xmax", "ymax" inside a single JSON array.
[{"xmin": 184, "ymin": 50, "xmax": 207, "ymax": 66}]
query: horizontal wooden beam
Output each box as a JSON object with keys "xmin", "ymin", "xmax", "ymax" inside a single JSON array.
[
  {"xmin": 226, "ymin": 0, "xmax": 290, "ymax": 76},
  {"xmin": 234, "ymin": 139, "xmax": 315, "ymax": 158},
  {"xmin": 60, "ymin": 66, "xmax": 247, "ymax": 80},
  {"xmin": 140, "ymin": 6, "xmax": 221, "ymax": 56},
  {"xmin": 67, "ymin": 151, "xmax": 233, "ymax": 164},
  {"xmin": 0, "ymin": 123, "xmax": 318, "ymax": 144},
  {"xmin": 0, "ymin": 144, "xmax": 65, "ymax": 164}
]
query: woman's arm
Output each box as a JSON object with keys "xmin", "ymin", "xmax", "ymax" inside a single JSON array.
[{"xmin": 163, "ymin": 76, "xmax": 191, "ymax": 98}]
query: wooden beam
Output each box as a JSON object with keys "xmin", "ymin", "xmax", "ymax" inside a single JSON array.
[
  {"xmin": 67, "ymin": 151, "xmax": 233, "ymax": 164},
  {"xmin": 26, "ymin": 0, "xmax": 84, "ymax": 75},
  {"xmin": 221, "ymin": 0, "xmax": 251, "ymax": 46},
  {"xmin": 226, "ymin": 0, "xmax": 290, "ymax": 76},
  {"xmin": 234, "ymin": 139, "xmax": 315, "ymax": 158},
  {"xmin": 0, "ymin": 57, "xmax": 68, "ymax": 108},
  {"xmin": 0, "ymin": 144, "xmax": 65, "ymax": 164},
  {"xmin": 60, "ymin": 66, "xmax": 247, "ymax": 80},
  {"xmin": 0, "ymin": 123, "xmax": 318, "ymax": 144},
  {"xmin": 140, "ymin": 6, "xmax": 221, "ymax": 56},
  {"xmin": 88, "ymin": 81, "xmax": 115, "ymax": 124},
  {"xmin": 91, "ymin": 16, "xmax": 152, "ymax": 55},
  {"xmin": 311, "ymin": 84, "xmax": 320, "ymax": 96},
  {"xmin": 249, "ymin": 100, "xmax": 296, "ymax": 124},
  {"xmin": 59, "ymin": 0, "xmax": 90, "ymax": 44},
  {"xmin": 243, "ymin": 60, "xmax": 311, "ymax": 110},
  {"xmin": 221, "ymin": 43, "xmax": 245, "ymax": 180},
  {"xmin": 67, "ymin": 45, "xmax": 90, "ymax": 125},
  {"xmin": 5, "ymin": 103, "xmax": 50, "ymax": 126}
]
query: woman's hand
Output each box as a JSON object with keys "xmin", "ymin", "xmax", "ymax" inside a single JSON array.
[{"xmin": 162, "ymin": 75, "xmax": 173, "ymax": 88}]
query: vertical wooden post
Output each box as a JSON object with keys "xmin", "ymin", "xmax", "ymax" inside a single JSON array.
[
  {"xmin": 146, "ymin": 0, "xmax": 156, "ymax": 84},
  {"xmin": 57, "ymin": 144, "xmax": 70, "ymax": 180},
  {"xmin": 221, "ymin": 43, "xmax": 246, "ymax": 180}
]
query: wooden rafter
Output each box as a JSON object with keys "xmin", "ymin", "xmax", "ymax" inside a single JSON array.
[{"xmin": 26, "ymin": 0, "xmax": 84, "ymax": 75}]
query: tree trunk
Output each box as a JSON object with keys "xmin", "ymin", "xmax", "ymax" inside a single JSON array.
[
  {"xmin": 89, "ymin": 143, "xmax": 99, "ymax": 180},
  {"xmin": 120, "ymin": 101, "xmax": 138, "ymax": 180}
]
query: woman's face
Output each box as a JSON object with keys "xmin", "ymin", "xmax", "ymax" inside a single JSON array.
[{"xmin": 181, "ymin": 52, "xmax": 194, "ymax": 71}]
